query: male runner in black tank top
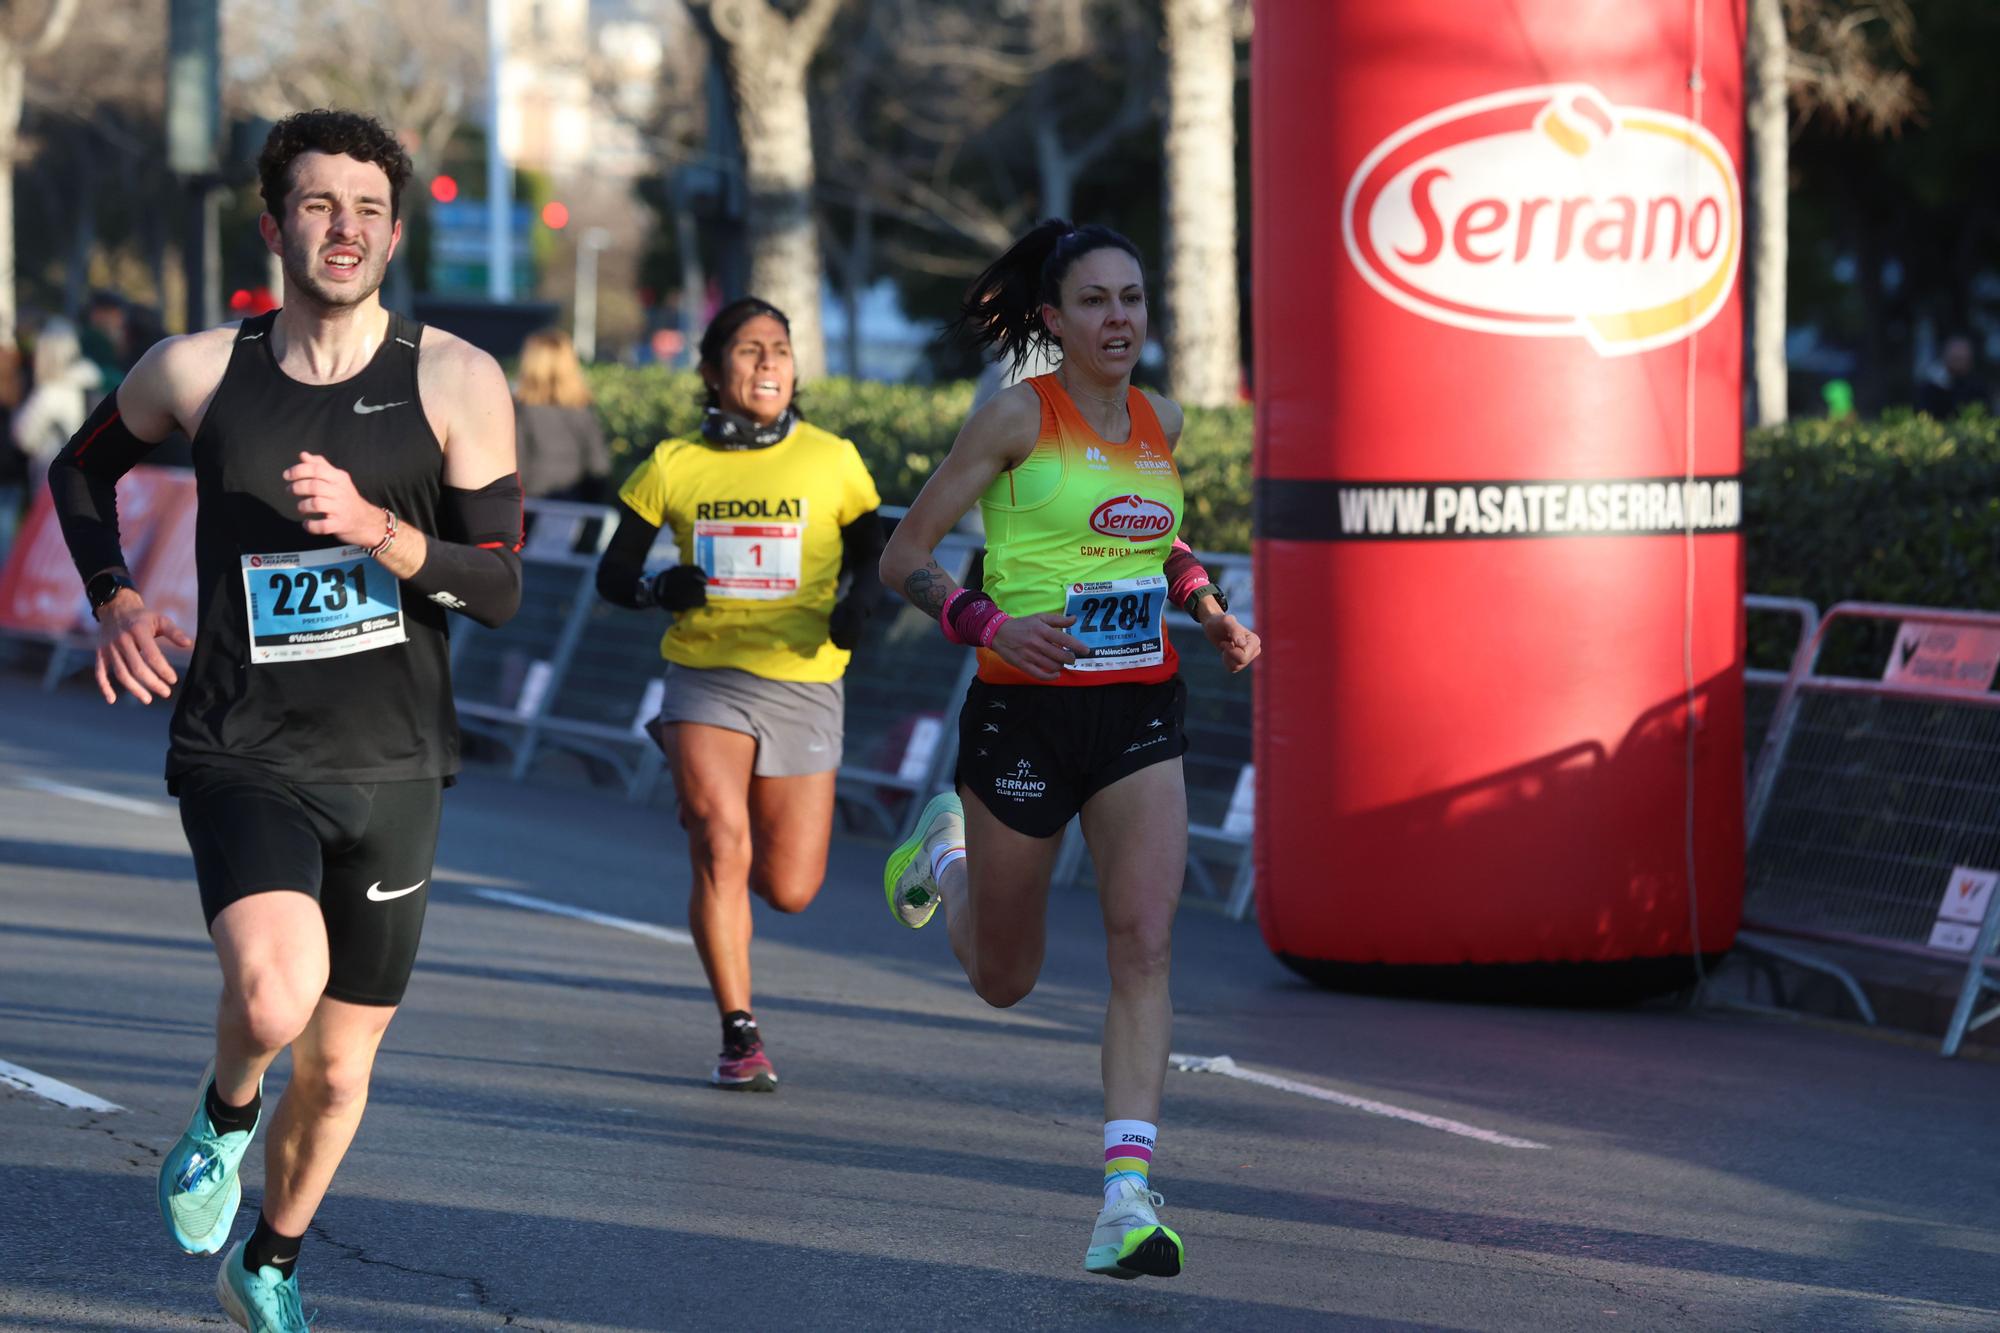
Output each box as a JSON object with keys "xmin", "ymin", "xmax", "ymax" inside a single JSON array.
[{"xmin": 46, "ymin": 110, "xmax": 523, "ymax": 1330}]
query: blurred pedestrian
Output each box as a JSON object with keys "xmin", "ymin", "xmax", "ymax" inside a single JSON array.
[
  {"xmin": 1917, "ymin": 335, "xmax": 1993, "ymax": 417},
  {"xmin": 80, "ymin": 291, "xmax": 130, "ymax": 398},
  {"xmin": 0, "ymin": 337, "xmax": 26, "ymax": 553},
  {"xmin": 513, "ymin": 328, "xmax": 610, "ymax": 501},
  {"xmin": 14, "ymin": 319, "xmax": 101, "ymax": 491}
]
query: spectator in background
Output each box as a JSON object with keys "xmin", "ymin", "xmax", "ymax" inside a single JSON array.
[
  {"xmin": 80, "ymin": 291, "xmax": 130, "ymax": 400},
  {"xmin": 14, "ymin": 319, "xmax": 100, "ymax": 491},
  {"xmin": 0, "ymin": 337, "xmax": 26, "ymax": 553},
  {"xmin": 1917, "ymin": 335, "xmax": 1993, "ymax": 418},
  {"xmin": 514, "ymin": 328, "xmax": 610, "ymax": 502}
]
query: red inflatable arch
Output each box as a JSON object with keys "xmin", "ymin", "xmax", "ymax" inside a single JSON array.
[{"xmin": 1251, "ymin": 0, "xmax": 1745, "ymax": 999}]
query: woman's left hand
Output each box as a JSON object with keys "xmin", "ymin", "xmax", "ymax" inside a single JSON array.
[{"xmin": 1202, "ymin": 610, "xmax": 1261, "ymax": 673}]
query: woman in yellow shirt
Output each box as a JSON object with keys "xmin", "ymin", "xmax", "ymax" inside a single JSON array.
[
  {"xmin": 879, "ymin": 221, "xmax": 1259, "ymax": 1279},
  {"xmin": 596, "ymin": 297, "xmax": 883, "ymax": 1091}
]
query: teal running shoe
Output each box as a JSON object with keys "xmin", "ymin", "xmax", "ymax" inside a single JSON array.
[
  {"xmin": 157, "ymin": 1063, "xmax": 259, "ymax": 1255},
  {"xmin": 1084, "ymin": 1178, "xmax": 1184, "ymax": 1280},
  {"xmin": 883, "ymin": 791, "xmax": 963, "ymax": 929},
  {"xmin": 215, "ymin": 1240, "xmax": 310, "ymax": 1332}
]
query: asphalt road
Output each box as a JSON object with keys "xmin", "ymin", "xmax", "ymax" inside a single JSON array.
[{"xmin": 2, "ymin": 666, "xmax": 1996, "ymax": 1331}]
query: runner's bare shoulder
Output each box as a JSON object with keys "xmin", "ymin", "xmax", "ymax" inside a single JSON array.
[
  {"xmin": 959, "ymin": 380, "xmax": 1044, "ymax": 469},
  {"xmin": 123, "ymin": 323, "xmax": 243, "ymax": 440}
]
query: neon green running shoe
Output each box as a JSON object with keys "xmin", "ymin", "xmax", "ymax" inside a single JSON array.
[
  {"xmin": 157, "ymin": 1063, "xmax": 259, "ymax": 1255},
  {"xmin": 215, "ymin": 1240, "xmax": 310, "ymax": 1332},
  {"xmin": 1084, "ymin": 1178, "xmax": 1184, "ymax": 1280},
  {"xmin": 883, "ymin": 791, "xmax": 963, "ymax": 929}
]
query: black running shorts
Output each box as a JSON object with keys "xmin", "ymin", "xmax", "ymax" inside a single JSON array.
[
  {"xmin": 174, "ymin": 767, "xmax": 443, "ymax": 1006},
  {"xmin": 954, "ymin": 676, "xmax": 1189, "ymax": 839}
]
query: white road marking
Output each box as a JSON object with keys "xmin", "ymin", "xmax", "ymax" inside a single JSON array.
[
  {"xmin": 16, "ymin": 778, "xmax": 171, "ymax": 819},
  {"xmin": 1169, "ymin": 1053, "xmax": 1550, "ymax": 1150},
  {"xmin": 469, "ymin": 888, "xmax": 694, "ymax": 947},
  {"xmin": 0, "ymin": 1059, "xmax": 124, "ymax": 1112}
]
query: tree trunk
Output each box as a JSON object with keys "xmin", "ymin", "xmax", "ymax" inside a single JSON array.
[
  {"xmin": 701, "ymin": 0, "xmax": 841, "ymax": 380},
  {"xmin": 1162, "ymin": 0, "xmax": 1241, "ymax": 407},
  {"xmin": 1745, "ymin": 0, "xmax": 1788, "ymax": 425},
  {"xmin": 1034, "ymin": 103, "xmax": 1074, "ymax": 222}
]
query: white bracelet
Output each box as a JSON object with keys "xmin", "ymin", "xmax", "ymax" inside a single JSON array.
[{"xmin": 369, "ymin": 509, "xmax": 398, "ymax": 559}]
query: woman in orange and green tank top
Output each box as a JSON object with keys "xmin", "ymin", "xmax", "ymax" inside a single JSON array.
[{"xmin": 878, "ymin": 220, "xmax": 1261, "ymax": 1282}]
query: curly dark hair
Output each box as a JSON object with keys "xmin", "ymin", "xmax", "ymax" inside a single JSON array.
[{"xmin": 257, "ymin": 109, "xmax": 414, "ymax": 225}]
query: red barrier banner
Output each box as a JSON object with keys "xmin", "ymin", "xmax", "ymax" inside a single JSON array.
[{"xmin": 0, "ymin": 467, "xmax": 198, "ymax": 641}]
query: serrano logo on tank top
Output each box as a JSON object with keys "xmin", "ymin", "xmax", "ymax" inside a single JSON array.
[
  {"xmin": 694, "ymin": 498, "xmax": 804, "ymax": 521},
  {"xmin": 1342, "ymin": 84, "xmax": 1740, "ymax": 357},
  {"xmin": 1088, "ymin": 494, "xmax": 1175, "ymax": 542}
]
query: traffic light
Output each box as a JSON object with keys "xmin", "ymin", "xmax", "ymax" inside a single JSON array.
[
  {"xmin": 541, "ymin": 201, "xmax": 569, "ymax": 230},
  {"xmin": 431, "ymin": 174, "xmax": 459, "ymax": 204}
]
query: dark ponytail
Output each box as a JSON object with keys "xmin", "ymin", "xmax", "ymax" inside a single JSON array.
[{"xmin": 946, "ymin": 219, "xmax": 1145, "ymax": 375}]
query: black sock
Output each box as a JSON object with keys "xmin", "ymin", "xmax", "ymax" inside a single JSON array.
[
  {"xmin": 205, "ymin": 1081, "xmax": 260, "ymax": 1135},
  {"xmin": 243, "ymin": 1212, "xmax": 302, "ymax": 1279},
  {"xmin": 722, "ymin": 1010, "xmax": 759, "ymax": 1052}
]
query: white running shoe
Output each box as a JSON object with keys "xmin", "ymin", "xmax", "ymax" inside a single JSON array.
[
  {"xmin": 1084, "ymin": 1177, "xmax": 1184, "ymax": 1279},
  {"xmin": 883, "ymin": 791, "xmax": 963, "ymax": 929}
]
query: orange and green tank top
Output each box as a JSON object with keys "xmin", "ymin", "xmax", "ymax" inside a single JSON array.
[{"xmin": 976, "ymin": 374, "xmax": 1183, "ymax": 687}]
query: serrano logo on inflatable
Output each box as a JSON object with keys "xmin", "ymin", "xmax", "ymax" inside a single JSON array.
[
  {"xmin": 1089, "ymin": 494, "xmax": 1175, "ymax": 541},
  {"xmin": 1342, "ymin": 85, "xmax": 1740, "ymax": 356}
]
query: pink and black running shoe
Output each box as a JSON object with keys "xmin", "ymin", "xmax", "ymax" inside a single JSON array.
[{"xmin": 712, "ymin": 1017, "xmax": 778, "ymax": 1091}]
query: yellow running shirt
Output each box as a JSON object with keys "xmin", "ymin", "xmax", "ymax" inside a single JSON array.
[
  {"xmin": 976, "ymin": 375, "xmax": 1183, "ymax": 688},
  {"xmin": 619, "ymin": 420, "xmax": 882, "ymax": 683}
]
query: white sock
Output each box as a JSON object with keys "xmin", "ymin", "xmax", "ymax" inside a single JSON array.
[
  {"xmin": 1103, "ymin": 1119, "xmax": 1157, "ymax": 1201},
  {"xmin": 928, "ymin": 841, "xmax": 965, "ymax": 884}
]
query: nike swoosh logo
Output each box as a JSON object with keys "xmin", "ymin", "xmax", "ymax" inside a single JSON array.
[
  {"xmin": 353, "ymin": 399, "xmax": 410, "ymax": 415},
  {"xmin": 366, "ymin": 879, "xmax": 426, "ymax": 902}
]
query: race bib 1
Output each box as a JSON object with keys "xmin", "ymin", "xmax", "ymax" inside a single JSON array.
[
  {"xmin": 694, "ymin": 519, "xmax": 803, "ymax": 600},
  {"xmin": 241, "ymin": 545, "xmax": 405, "ymax": 664},
  {"xmin": 1063, "ymin": 573, "xmax": 1167, "ymax": 672}
]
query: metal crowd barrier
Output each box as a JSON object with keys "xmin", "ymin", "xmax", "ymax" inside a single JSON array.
[
  {"xmin": 1743, "ymin": 594, "xmax": 1819, "ymax": 779},
  {"xmin": 1741, "ymin": 601, "xmax": 2000, "ymax": 1055}
]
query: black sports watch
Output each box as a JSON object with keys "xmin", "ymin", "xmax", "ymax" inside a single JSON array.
[
  {"xmin": 1183, "ymin": 583, "xmax": 1228, "ymax": 619},
  {"xmin": 86, "ymin": 570, "xmax": 138, "ymax": 620}
]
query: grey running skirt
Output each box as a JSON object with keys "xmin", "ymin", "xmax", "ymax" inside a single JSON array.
[{"xmin": 649, "ymin": 665, "xmax": 844, "ymax": 777}]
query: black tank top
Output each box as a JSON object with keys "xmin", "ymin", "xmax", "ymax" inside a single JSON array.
[{"xmin": 167, "ymin": 310, "xmax": 459, "ymax": 782}]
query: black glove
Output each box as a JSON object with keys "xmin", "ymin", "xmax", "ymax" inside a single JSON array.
[
  {"xmin": 648, "ymin": 564, "xmax": 709, "ymax": 612},
  {"xmin": 828, "ymin": 593, "xmax": 868, "ymax": 650}
]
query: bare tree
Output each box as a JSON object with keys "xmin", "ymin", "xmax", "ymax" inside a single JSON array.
[
  {"xmin": 0, "ymin": 0, "xmax": 82, "ymax": 340},
  {"xmin": 690, "ymin": 0, "xmax": 844, "ymax": 379},
  {"xmin": 224, "ymin": 0, "xmax": 483, "ymax": 181},
  {"xmin": 1161, "ymin": 0, "xmax": 1239, "ymax": 406},
  {"xmin": 1745, "ymin": 0, "xmax": 1918, "ymax": 426},
  {"xmin": 16, "ymin": 0, "xmax": 170, "ymax": 318}
]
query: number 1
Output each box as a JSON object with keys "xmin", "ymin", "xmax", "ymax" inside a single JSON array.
[{"xmin": 749, "ymin": 543, "xmax": 763, "ymax": 565}]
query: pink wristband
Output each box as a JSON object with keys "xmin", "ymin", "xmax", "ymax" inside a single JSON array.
[
  {"xmin": 1164, "ymin": 537, "xmax": 1210, "ymax": 609},
  {"xmin": 940, "ymin": 588, "xmax": 1010, "ymax": 647}
]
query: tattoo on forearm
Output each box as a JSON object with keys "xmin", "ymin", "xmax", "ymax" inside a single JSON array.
[{"xmin": 904, "ymin": 560, "xmax": 951, "ymax": 618}]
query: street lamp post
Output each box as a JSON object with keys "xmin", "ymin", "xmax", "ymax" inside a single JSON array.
[
  {"xmin": 574, "ymin": 227, "xmax": 611, "ymax": 363},
  {"xmin": 485, "ymin": 0, "xmax": 513, "ymax": 302}
]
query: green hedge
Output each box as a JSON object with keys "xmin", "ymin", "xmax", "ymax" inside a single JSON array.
[
  {"xmin": 583, "ymin": 368, "xmax": 2000, "ymax": 611},
  {"xmin": 1744, "ymin": 410, "xmax": 2000, "ymax": 613},
  {"xmin": 584, "ymin": 366, "xmax": 1254, "ymax": 551}
]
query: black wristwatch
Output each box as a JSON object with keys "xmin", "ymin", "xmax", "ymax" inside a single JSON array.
[
  {"xmin": 86, "ymin": 570, "xmax": 138, "ymax": 620},
  {"xmin": 1184, "ymin": 583, "xmax": 1228, "ymax": 619}
]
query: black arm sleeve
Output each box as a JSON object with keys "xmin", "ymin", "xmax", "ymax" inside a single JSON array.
[
  {"xmin": 404, "ymin": 473, "xmax": 525, "ymax": 629},
  {"xmin": 594, "ymin": 500, "xmax": 660, "ymax": 609},
  {"xmin": 840, "ymin": 509, "xmax": 886, "ymax": 603},
  {"xmin": 47, "ymin": 391, "xmax": 165, "ymax": 583}
]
